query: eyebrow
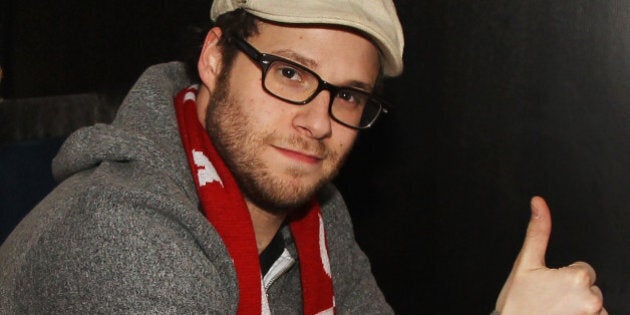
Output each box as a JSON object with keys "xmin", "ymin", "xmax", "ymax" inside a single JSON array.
[
  {"xmin": 272, "ymin": 49, "xmax": 319, "ymax": 69},
  {"xmin": 346, "ymin": 80, "xmax": 374, "ymax": 93},
  {"xmin": 271, "ymin": 49, "xmax": 375, "ymax": 92}
]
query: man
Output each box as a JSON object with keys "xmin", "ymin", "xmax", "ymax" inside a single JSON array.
[{"xmin": 0, "ymin": 0, "xmax": 605, "ymax": 314}]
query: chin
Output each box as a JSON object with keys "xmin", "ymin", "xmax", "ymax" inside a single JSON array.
[{"xmin": 244, "ymin": 174, "xmax": 329, "ymax": 215}]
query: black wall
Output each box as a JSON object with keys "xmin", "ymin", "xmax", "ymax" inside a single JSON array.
[{"xmin": 2, "ymin": 1, "xmax": 629, "ymax": 313}]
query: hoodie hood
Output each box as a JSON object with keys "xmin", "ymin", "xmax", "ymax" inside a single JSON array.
[{"xmin": 53, "ymin": 62, "xmax": 193, "ymax": 184}]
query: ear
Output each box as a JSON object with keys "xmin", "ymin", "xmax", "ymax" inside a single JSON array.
[
  {"xmin": 196, "ymin": 27, "xmax": 224, "ymax": 126},
  {"xmin": 198, "ymin": 27, "xmax": 224, "ymax": 91}
]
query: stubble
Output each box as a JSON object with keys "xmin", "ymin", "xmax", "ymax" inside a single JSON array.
[{"xmin": 205, "ymin": 74, "xmax": 348, "ymax": 214}]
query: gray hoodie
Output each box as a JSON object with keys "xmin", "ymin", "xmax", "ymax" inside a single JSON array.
[{"xmin": 0, "ymin": 62, "xmax": 392, "ymax": 314}]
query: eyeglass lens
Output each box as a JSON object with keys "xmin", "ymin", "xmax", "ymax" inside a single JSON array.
[{"xmin": 263, "ymin": 59, "xmax": 381, "ymax": 128}]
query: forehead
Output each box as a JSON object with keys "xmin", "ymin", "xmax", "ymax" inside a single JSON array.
[{"xmin": 246, "ymin": 21, "xmax": 381, "ymax": 87}]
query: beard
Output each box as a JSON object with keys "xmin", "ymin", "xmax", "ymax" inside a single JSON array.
[{"xmin": 205, "ymin": 74, "xmax": 350, "ymax": 214}]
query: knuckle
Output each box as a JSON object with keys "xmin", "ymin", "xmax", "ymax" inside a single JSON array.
[
  {"xmin": 584, "ymin": 294, "xmax": 604, "ymax": 313},
  {"xmin": 571, "ymin": 267, "xmax": 592, "ymax": 286}
]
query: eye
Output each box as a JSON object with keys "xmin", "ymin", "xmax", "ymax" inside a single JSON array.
[
  {"xmin": 338, "ymin": 90, "xmax": 366, "ymax": 105},
  {"xmin": 278, "ymin": 65, "xmax": 303, "ymax": 82},
  {"xmin": 281, "ymin": 67, "xmax": 296, "ymax": 79}
]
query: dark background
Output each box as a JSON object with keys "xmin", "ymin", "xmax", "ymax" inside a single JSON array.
[{"xmin": 1, "ymin": 1, "xmax": 628, "ymax": 313}]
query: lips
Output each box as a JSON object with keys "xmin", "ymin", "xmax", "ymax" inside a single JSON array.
[{"xmin": 272, "ymin": 145, "xmax": 323, "ymax": 164}]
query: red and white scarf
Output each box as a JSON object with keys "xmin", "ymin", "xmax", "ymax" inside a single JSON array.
[{"xmin": 174, "ymin": 86, "xmax": 335, "ymax": 314}]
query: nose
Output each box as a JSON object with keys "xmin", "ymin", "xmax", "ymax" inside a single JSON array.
[{"xmin": 292, "ymin": 90, "xmax": 333, "ymax": 139}]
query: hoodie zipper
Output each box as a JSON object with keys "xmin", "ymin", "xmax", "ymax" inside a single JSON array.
[{"xmin": 263, "ymin": 248, "xmax": 295, "ymax": 290}]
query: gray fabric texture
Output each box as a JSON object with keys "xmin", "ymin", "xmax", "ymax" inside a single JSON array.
[{"xmin": 0, "ymin": 62, "xmax": 392, "ymax": 314}]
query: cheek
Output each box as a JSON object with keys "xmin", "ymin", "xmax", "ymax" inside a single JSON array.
[
  {"xmin": 232, "ymin": 90, "xmax": 276, "ymax": 126},
  {"xmin": 251, "ymin": 98, "xmax": 296, "ymax": 128},
  {"xmin": 330, "ymin": 127, "xmax": 358, "ymax": 154}
]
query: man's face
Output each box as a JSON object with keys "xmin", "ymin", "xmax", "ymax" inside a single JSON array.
[{"xmin": 205, "ymin": 22, "xmax": 380, "ymax": 212}]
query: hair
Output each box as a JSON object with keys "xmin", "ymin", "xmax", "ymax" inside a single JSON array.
[{"xmin": 182, "ymin": 9, "xmax": 260, "ymax": 81}]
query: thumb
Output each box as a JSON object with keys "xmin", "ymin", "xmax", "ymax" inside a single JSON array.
[{"xmin": 515, "ymin": 196, "xmax": 552, "ymax": 269}]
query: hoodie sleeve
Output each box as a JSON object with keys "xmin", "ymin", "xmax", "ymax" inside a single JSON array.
[{"xmin": 3, "ymin": 169, "xmax": 238, "ymax": 314}]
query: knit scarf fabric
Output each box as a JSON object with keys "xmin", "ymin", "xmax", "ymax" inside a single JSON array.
[{"xmin": 174, "ymin": 85, "xmax": 335, "ymax": 314}]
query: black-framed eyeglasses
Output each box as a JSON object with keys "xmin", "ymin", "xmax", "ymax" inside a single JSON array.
[{"xmin": 228, "ymin": 37, "xmax": 391, "ymax": 130}]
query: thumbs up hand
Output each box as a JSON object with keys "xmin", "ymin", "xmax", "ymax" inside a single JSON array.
[{"xmin": 494, "ymin": 197, "xmax": 606, "ymax": 315}]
